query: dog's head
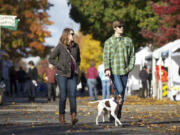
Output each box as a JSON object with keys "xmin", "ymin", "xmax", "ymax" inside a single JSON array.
[{"xmin": 114, "ymin": 95, "xmax": 123, "ymax": 105}]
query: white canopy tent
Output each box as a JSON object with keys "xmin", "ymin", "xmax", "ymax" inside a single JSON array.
[
  {"xmin": 135, "ymin": 46, "xmax": 152, "ymax": 66},
  {"xmin": 152, "ymin": 39, "xmax": 180, "ymax": 99},
  {"xmin": 22, "ymin": 56, "xmax": 40, "ymax": 67},
  {"xmin": 127, "ymin": 47, "xmax": 152, "ymax": 94}
]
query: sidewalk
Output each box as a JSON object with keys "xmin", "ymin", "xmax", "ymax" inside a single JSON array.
[{"xmin": 0, "ymin": 96, "xmax": 179, "ymax": 135}]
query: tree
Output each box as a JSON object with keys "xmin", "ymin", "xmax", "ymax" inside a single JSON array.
[
  {"xmin": 78, "ymin": 33, "xmax": 102, "ymax": 73},
  {"xmin": 37, "ymin": 59, "xmax": 48, "ymax": 79},
  {"xmin": 0, "ymin": 0, "xmax": 53, "ymax": 59},
  {"xmin": 141, "ymin": 0, "xmax": 180, "ymax": 47},
  {"xmin": 68, "ymin": 0, "xmax": 159, "ymax": 49}
]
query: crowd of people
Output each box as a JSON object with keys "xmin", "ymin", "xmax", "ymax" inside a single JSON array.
[
  {"xmin": 0, "ymin": 55, "xmax": 58, "ymax": 103},
  {"xmin": 0, "ymin": 56, "xmax": 39, "ymax": 101}
]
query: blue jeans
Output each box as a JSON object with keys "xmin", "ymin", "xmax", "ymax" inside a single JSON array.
[
  {"xmin": 111, "ymin": 74, "xmax": 128, "ymax": 99},
  {"xmin": 87, "ymin": 79, "xmax": 98, "ymax": 100},
  {"xmin": 27, "ymin": 80, "xmax": 36, "ymax": 98},
  {"xmin": 56, "ymin": 75, "xmax": 77, "ymax": 114},
  {"xmin": 102, "ymin": 80, "xmax": 110, "ymax": 99},
  {"xmin": 18, "ymin": 82, "xmax": 25, "ymax": 96},
  {"xmin": 111, "ymin": 74, "xmax": 128, "ymax": 119},
  {"xmin": 4, "ymin": 79, "xmax": 10, "ymax": 96}
]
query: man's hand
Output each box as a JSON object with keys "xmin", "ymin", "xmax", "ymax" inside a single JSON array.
[{"xmin": 105, "ymin": 69, "xmax": 111, "ymax": 77}]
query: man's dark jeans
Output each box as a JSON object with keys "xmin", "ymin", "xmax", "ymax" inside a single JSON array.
[
  {"xmin": 47, "ymin": 82, "xmax": 56, "ymax": 101},
  {"xmin": 27, "ymin": 80, "xmax": 36, "ymax": 99},
  {"xmin": 56, "ymin": 75, "xmax": 77, "ymax": 114},
  {"xmin": 111, "ymin": 74, "xmax": 128, "ymax": 119},
  {"xmin": 141, "ymin": 80, "xmax": 148, "ymax": 98}
]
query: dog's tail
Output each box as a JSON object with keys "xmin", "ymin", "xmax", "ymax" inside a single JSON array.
[{"xmin": 88, "ymin": 100, "xmax": 100, "ymax": 104}]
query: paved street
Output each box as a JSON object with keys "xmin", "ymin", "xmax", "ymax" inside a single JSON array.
[{"xmin": 0, "ymin": 96, "xmax": 180, "ymax": 135}]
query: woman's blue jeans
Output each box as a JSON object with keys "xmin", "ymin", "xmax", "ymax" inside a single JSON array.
[
  {"xmin": 56, "ymin": 75, "xmax": 77, "ymax": 114},
  {"xmin": 87, "ymin": 79, "xmax": 98, "ymax": 100},
  {"xmin": 102, "ymin": 80, "xmax": 110, "ymax": 99}
]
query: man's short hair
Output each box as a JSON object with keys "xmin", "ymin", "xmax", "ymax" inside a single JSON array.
[{"xmin": 113, "ymin": 19, "xmax": 124, "ymax": 28}]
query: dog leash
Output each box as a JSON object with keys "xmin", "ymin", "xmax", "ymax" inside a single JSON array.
[{"xmin": 108, "ymin": 76, "xmax": 115, "ymax": 95}]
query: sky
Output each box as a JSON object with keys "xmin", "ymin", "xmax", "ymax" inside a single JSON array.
[{"xmin": 45, "ymin": 0, "xmax": 80, "ymax": 47}]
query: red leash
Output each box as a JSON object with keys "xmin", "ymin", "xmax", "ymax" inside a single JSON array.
[{"xmin": 109, "ymin": 76, "xmax": 115, "ymax": 95}]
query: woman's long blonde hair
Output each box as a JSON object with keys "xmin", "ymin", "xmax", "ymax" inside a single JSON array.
[{"xmin": 59, "ymin": 28, "xmax": 74, "ymax": 45}]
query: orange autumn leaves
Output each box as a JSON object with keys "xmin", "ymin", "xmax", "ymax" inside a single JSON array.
[
  {"xmin": 0, "ymin": 0, "xmax": 53, "ymax": 56},
  {"xmin": 25, "ymin": 10, "xmax": 53, "ymax": 53}
]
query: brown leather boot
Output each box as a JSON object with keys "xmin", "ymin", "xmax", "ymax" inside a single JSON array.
[
  {"xmin": 59, "ymin": 114, "xmax": 65, "ymax": 124},
  {"xmin": 71, "ymin": 113, "xmax": 78, "ymax": 125}
]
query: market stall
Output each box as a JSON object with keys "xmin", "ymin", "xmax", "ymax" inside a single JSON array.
[{"xmin": 152, "ymin": 39, "xmax": 180, "ymax": 100}]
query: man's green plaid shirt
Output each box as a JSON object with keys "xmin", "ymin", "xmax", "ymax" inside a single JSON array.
[{"xmin": 103, "ymin": 35, "xmax": 135, "ymax": 75}]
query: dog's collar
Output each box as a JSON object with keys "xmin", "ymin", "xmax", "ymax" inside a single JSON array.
[
  {"xmin": 113, "ymin": 98, "xmax": 118, "ymax": 104},
  {"xmin": 113, "ymin": 97, "xmax": 122, "ymax": 105}
]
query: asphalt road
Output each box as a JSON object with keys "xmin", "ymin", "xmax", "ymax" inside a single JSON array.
[{"xmin": 0, "ymin": 96, "xmax": 179, "ymax": 135}]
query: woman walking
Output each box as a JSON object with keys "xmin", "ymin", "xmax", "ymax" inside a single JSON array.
[{"xmin": 49, "ymin": 28, "xmax": 80, "ymax": 125}]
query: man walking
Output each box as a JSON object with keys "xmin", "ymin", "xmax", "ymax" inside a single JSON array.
[
  {"xmin": 139, "ymin": 66, "xmax": 149, "ymax": 98},
  {"xmin": 103, "ymin": 20, "xmax": 135, "ymax": 121}
]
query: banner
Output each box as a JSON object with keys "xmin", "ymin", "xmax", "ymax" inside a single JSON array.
[
  {"xmin": 0, "ymin": 19, "xmax": 19, "ymax": 30},
  {"xmin": 0, "ymin": 15, "xmax": 17, "ymax": 27}
]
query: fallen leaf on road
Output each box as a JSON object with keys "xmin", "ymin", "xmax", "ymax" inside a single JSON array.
[{"xmin": 83, "ymin": 123, "xmax": 91, "ymax": 128}]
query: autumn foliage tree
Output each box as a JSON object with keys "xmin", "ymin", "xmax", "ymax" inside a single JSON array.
[
  {"xmin": 78, "ymin": 33, "xmax": 102, "ymax": 73},
  {"xmin": 0, "ymin": 0, "xmax": 53, "ymax": 58},
  {"xmin": 37, "ymin": 59, "xmax": 48, "ymax": 79},
  {"xmin": 141, "ymin": 0, "xmax": 180, "ymax": 47}
]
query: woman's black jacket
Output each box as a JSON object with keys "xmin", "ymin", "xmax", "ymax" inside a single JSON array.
[{"xmin": 48, "ymin": 42, "xmax": 80, "ymax": 77}]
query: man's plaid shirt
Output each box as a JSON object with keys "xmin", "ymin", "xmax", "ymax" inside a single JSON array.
[{"xmin": 103, "ymin": 35, "xmax": 135, "ymax": 75}]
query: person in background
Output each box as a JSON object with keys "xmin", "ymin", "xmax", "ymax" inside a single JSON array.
[
  {"xmin": 147, "ymin": 67, "xmax": 152, "ymax": 97},
  {"xmin": 80, "ymin": 71, "xmax": 87, "ymax": 94},
  {"xmin": 103, "ymin": 19, "xmax": 135, "ymax": 122},
  {"xmin": 27, "ymin": 61, "xmax": 38, "ymax": 102},
  {"xmin": 9, "ymin": 66, "xmax": 18, "ymax": 97},
  {"xmin": 17, "ymin": 67, "xmax": 26, "ymax": 96},
  {"xmin": 87, "ymin": 61, "xmax": 98, "ymax": 101},
  {"xmin": 1, "ymin": 54, "xmax": 12, "ymax": 96},
  {"xmin": 139, "ymin": 65, "xmax": 149, "ymax": 98},
  {"xmin": 178, "ymin": 66, "xmax": 180, "ymax": 76},
  {"xmin": 98, "ymin": 63, "xmax": 110, "ymax": 99},
  {"xmin": 49, "ymin": 28, "xmax": 80, "ymax": 125},
  {"xmin": 45, "ymin": 63, "xmax": 57, "ymax": 102}
]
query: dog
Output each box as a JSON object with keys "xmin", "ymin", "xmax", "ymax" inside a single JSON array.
[{"xmin": 89, "ymin": 95, "xmax": 123, "ymax": 126}]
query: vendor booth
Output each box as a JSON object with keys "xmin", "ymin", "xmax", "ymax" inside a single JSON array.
[
  {"xmin": 152, "ymin": 39, "xmax": 180, "ymax": 100},
  {"xmin": 127, "ymin": 47, "xmax": 152, "ymax": 95}
]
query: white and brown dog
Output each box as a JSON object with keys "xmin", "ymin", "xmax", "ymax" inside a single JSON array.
[{"xmin": 89, "ymin": 95, "xmax": 123, "ymax": 126}]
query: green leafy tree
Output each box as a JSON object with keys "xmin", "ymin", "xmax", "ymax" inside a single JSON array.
[
  {"xmin": 68, "ymin": 0, "xmax": 159, "ymax": 49},
  {"xmin": 0, "ymin": 0, "xmax": 53, "ymax": 59}
]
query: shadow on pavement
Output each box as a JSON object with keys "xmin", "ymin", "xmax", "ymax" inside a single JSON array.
[{"xmin": 0, "ymin": 122, "xmax": 160, "ymax": 135}]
